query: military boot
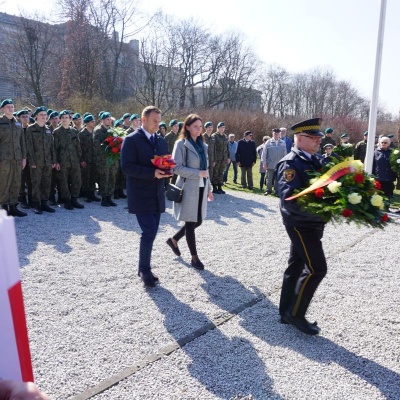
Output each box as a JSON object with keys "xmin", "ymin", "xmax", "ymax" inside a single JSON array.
[
  {"xmin": 107, "ymin": 196, "xmax": 117, "ymax": 206},
  {"xmin": 84, "ymin": 191, "xmax": 92, "ymax": 203},
  {"xmin": 34, "ymin": 202, "xmax": 43, "ymax": 215},
  {"xmin": 9, "ymin": 204, "xmax": 28, "ymax": 217},
  {"xmin": 218, "ymin": 184, "xmax": 226, "ymax": 194},
  {"xmin": 64, "ymin": 198, "xmax": 74, "ymax": 210},
  {"xmin": 41, "ymin": 200, "xmax": 55, "ymax": 213},
  {"xmin": 19, "ymin": 194, "xmax": 29, "ymax": 209},
  {"xmin": 71, "ymin": 197, "xmax": 84, "ymax": 209},
  {"xmin": 212, "ymin": 185, "xmax": 219, "ymax": 194},
  {"xmin": 101, "ymin": 197, "xmax": 110, "ymax": 207}
]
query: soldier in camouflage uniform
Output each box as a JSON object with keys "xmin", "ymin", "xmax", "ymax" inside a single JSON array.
[
  {"xmin": 26, "ymin": 106, "xmax": 57, "ymax": 214},
  {"xmin": 47, "ymin": 111, "xmax": 61, "ymax": 204},
  {"xmin": 53, "ymin": 110, "xmax": 85, "ymax": 210},
  {"xmin": 202, "ymin": 121, "xmax": 215, "ymax": 183},
  {"xmin": 78, "ymin": 114, "xmax": 100, "ymax": 203},
  {"xmin": 17, "ymin": 109, "xmax": 33, "ymax": 209},
  {"xmin": 211, "ymin": 122, "xmax": 229, "ymax": 194},
  {"xmin": 158, "ymin": 121, "xmax": 167, "ymax": 137},
  {"xmin": 121, "ymin": 113, "xmax": 131, "ymax": 130},
  {"xmin": 72, "ymin": 113, "xmax": 83, "ymax": 131},
  {"xmin": 0, "ymin": 99, "xmax": 27, "ymax": 217},
  {"xmin": 164, "ymin": 119, "xmax": 180, "ymax": 154},
  {"xmin": 112, "ymin": 119, "xmax": 127, "ymax": 200},
  {"xmin": 125, "ymin": 113, "xmax": 141, "ymax": 134},
  {"xmin": 93, "ymin": 112, "xmax": 119, "ymax": 207}
]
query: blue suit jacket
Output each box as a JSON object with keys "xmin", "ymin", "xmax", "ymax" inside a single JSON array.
[{"xmin": 121, "ymin": 128, "xmax": 169, "ymax": 214}]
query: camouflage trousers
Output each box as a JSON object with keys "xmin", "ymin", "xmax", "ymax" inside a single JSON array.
[
  {"xmin": 0, "ymin": 159, "xmax": 22, "ymax": 205},
  {"xmin": 30, "ymin": 166, "xmax": 52, "ymax": 203},
  {"xmin": 114, "ymin": 163, "xmax": 126, "ymax": 190},
  {"xmin": 81, "ymin": 163, "xmax": 98, "ymax": 193},
  {"xmin": 208, "ymin": 164, "xmax": 214, "ymax": 183},
  {"xmin": 212, "ymin": 159, "xmax": 226, "ymax": 185},
  {"xmin": 19, "ymin": 160, "xmax": 32, "ymax": 199},
  {"xmin": 97, "ymin": 159, "xmax": 119, "ymax": 197},
  {"xmin": 59, "ymin": 164, "xmax": 82, "ymax": 199}
]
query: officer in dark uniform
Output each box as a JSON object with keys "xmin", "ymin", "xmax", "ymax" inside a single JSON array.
[{"xmin": 276, "ymin": 118, "xmax": 327, "ymax": 335}]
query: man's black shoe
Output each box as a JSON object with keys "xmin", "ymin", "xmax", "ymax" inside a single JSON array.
[
  {"xmin": 280, "ymin": 316, "xmax": 318, "ymax": 327},
  {"xmin": 139, "ymin": 271, "xmax": 156, "ymax": 288},
  {"xmin": 282, "ymin": 311, "xmax": 320, "ymax": 335},
  {"xmin": 166, "ymin": 238, "xmax": 181, "ymax": 256},
  {"xmin": 138, "ymin": 271, "xmax": 159, "ymax": 282},
  {"xmin": 34, "ymin": 203, "xmax": 43, "ymax": 215}
]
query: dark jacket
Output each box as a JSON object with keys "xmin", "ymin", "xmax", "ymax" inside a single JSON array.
[
  {"xmin": 121, "ymin": 129, "xmax": 168, "ymax": 214},
  {"xmin": 372, "ymin": 147, "xmax": 396, "ymax": 182},
  {"xmin": 235, "ymin": 138, "xmax": 257, "ymax": 167},
  {"xmin": 276, "ymin": 147, "xmax": 325, "ymax": 227}
]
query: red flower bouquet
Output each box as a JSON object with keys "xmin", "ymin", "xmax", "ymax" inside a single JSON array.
[
  {"xmin": 151, "ymin": 154, "xmax": 176, "ymax": 175},
  {"xmin": 101, "ymin": 127, "xmax": 125, "ymax": 165}
]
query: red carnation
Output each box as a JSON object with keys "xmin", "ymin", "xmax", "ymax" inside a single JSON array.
[
  {"xmin": 314, "ymin": 188, "xmax": 324, "ymax": 198},
  {"xmin": 374, "ymin": 180, "xmax": 382, "ymax": 190},
  {"xmin": 111, "ymin": 147, "xmax": 119, "ymax": 154},
  {"xmin": 381, "ymin": 213, "xmax": 389, "ymax": 222},
  {"xmin": 354, "ymin": 173, "xmax": 364, "ymax": 184},
  {"xmin": 342, "ymin": 209, "xmax": 353, "ymax": 217}
]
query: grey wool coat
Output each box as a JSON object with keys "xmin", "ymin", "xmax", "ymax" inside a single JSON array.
[{"xmin": 172, "ymin": 138, "xmax": 212, "ymax": 222}]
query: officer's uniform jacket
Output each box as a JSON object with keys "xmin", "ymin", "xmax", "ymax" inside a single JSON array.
[
  {"xmin": 276, "ymin": 147, "xmax": 325, "ymax": 227},
  {"xmin": 212, "ymin": 132, "xmax": 228, "ymax": 162},
  {"xmin": 26, "ymin": 123, "xmax": 55, "ymax": 167},
  {"xmin": 79, "ymin": 128, "xmax": 95, "ymax": 164},
  {"xmin": 53, "ymin": 126, "xmax": 82, "ymax": 166},
  {"xmin": 0, "ymin": 115, "xmax": 26, "ymax": 161}
]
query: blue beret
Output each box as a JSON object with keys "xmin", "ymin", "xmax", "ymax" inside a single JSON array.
[
  {"xmin": 49, "ymin": 111, "xmax": 60, "ymax": 119},
  {"xmin": 98, "ymin": 111, "xmax": 105, "ymax": 118},
  {"xmin": 129, "ymin": 113, "xmax": 140, "ymax": 121},
  {"xmin": 169, "ymin": 119, "xmax": 178, "ymax": 127},
  {"xmin": 204, "ymin": 121, "xmax": 213, "ymax": 128},
  {"xmin": 159, "ymin": 121, "xmax": 167, "ymax": 128},
  {"xmin": 16, "ymin": 109, "xmax": 29, "ymax": 117},
  {"xmin": 114, "ymin": 118, "xmax": 123, "ymax": 127},
  {"xmin": 59, "ymin": 110, "xmax": 71, "ymax": 117},
  {"xmin": 122, "ymin": 113, "xmax": 131, "ymax": 120},
  {"xmin": 364, "ymin": 131, "xmax": 368, "ymax": 136},
  {"xmin": 0, "ymin": 99, "xmax": 13, "ymax": 108},
  {"xmin": 217, "ymin": 122, "xmax": 225, "ymax": 128},
  {"xmin": 72, "ymin": 113, "xmax": 81, "ymax": 120},
  {"xmin": 325, "ymin": 127, "xmax": 333, "ymax": 134},
  {"xmin": 47, "ymin": 109, "xmax": 54, "ymax": 116},
  {"xmin": 100, "ymin": 112, "xmax": 111, "ymax": 120},
  {"xmin": 340, "ymin": 133, "xmax": 348, "ymax": 138},
  {"xmin": 32, "ymin": 106, "xmax": 47, "ymax": 117},
  {"xmin": 83, "ymin": 114, "xmax": 95, "ymax": 123},
  {"xmin": 387, "ymin": 134, "xmax": 394, "ymax": 138},
  {"xmin": 29, "ymin": 116, "xmax": 35, "ymax": 123},
  {"xmin": 83, "ymin": 112, "xmax": 91, "ymax": 118}
]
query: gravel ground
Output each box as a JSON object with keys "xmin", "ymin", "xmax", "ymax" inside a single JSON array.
[{"xmin": 16, "ymin": 189, "xmax": 400, "ymax": 400}]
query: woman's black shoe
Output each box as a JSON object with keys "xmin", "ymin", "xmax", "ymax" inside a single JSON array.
[
  {"xmin": 166, "ymin": 238, "xmax": 181, "ymax": 256},
  {"xmin": 191, "ymin": 258, "xmax": 204, "ymax": 270}
]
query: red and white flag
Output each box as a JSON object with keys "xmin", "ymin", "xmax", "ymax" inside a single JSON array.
[{"xmin": 0, "ymin": 210, "xmax": 33, "ymax": 382}]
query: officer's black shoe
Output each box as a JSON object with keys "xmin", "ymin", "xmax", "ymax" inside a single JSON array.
[
  {"xmin": 217, "ymin": 185, "xmax": 225, "ymax": 194},
  {"xmin": 107, "ymin": 196, "xmax": 117, "ymax": 206},
  {"xmin": 34, "ymin": 203, "xmax": 43, "ymax": 215},
  {"xmin": 101, "ymin": 197, "xmax": 110, "ymax": 207},
  {"xmin": 41, "ymin": 200, "xmax": 55, "ymax": 213},
  {"xmin": 212, "ymin": 185, "xmax": 219, "ymax": 194},
  {"xmin": 90, "ymin": 192, "xmax": 101, "ymax": 202},
  {"xmin": 9, "ymin": 205, "xmax": 28, "ymax": 217},
  {"xmin": 280, "ymin": 315, "xmax": 318, "ymax": 327},
  {"xmin": 113, "ymin": 189, "xmax": 120, "ymax": 199},
  {"xmin": 118, "ymin": 188, "xmax": 127, "ymax": 199},
  {"xmin": 282, "ymin": 311, "xmax": 320, "ymax": 335},
  {"xmin": 64, "ymin": 199, "xmax": 74, "ymax": 210},
  {"xmin": 71, "ymin": 197, "xmax": 84, "ymax": 209},
  {"xmin": 138, "ymin": 271, "xmax": 156, "ymax": 288}
]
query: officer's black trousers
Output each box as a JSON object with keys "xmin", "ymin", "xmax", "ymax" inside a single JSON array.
[{"xmin": 279, "ymin": 224, "xmax": 327, "ymax": 319}]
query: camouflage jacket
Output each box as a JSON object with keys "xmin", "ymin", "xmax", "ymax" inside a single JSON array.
[
  {"xmin": 164, "ymin": 131, "xmax": 179, "ymax": 154},
  {"xmin": 53, "ymin": 126, "xmax": 82, "ymax": 166},
  {"xmin": 211, "ymin": 132, "xmax": 228, "ymax": 162},
  {"xmin": 202, "ymin": 133, "xmax": 215, "ymax": 165},
  {"xmin": 79, "ymin": 128, "xmax": 95, "ymax": 164},
  {"xmin": 26, "ymin": 123, "xmax": 55, "ymax": 167},
  {"xmin": 93, "ymin": 125, "xmax": 111, "ymax": 164},
  {"xmin": 0, "ymin": 115, "xmax": 26, "ymax": 161}
]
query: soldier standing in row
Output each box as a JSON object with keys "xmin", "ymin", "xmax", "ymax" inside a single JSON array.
[
  {"xmin": 125, "ymin": 114, "xmax": 141, "ymax": 134},
  {"xmin": 354, "ymin": 131, "xmax": 368, "ymax": 163},
  {"xmin": 48, "ymin": 111, "xmax": 61, "ymax": 204},
  {"xmin": 202, "ymin": 121, "xmax": 215, "ymax": 182},
  {"xmin": 53, "ymin": 111, "xmax": 85, "ymax": 210},
  {"xmin": 72, "ymin": 113, "xmax": 83, "ymax": 131},
  {"xmin": 17, "ymin": 109, "xmax": 33, "ymax": 209},
  {"xmin": 211, "ymin": 122, "xmax": 229, "ymax": 194},
  {"xmin": 93, "ymin": 112, "xmax": 119, "ymax": 207},
  {"xmin": 0, "ymin": 99, "xmax": 27, "ymax": 217},
  {"xmin": 165, "ymin": 119, "xmax": 180, "ymax": 154},
  {"xmin": 121, "ymin": 113, "xmax": 131, "ymax": 130},
  {"xmin": 79, "ymin": 114, "xmax": 100, "ymax": 203},
  {"xmin": 26, "ymin": 106, "xmax": 57, "ymax": 214}
]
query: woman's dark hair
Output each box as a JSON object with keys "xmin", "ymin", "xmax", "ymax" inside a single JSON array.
[{"xmin": 179, "ymin": 114, "xmax": 202, "ymax": 140}]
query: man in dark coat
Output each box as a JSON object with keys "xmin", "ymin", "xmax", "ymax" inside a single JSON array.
[
  {"xmin": 235, "ymin": 130, "xmax": 257, "ymax": 189},
  {"xmin": 121, "ymin": 106, "xmax": 172, "ymax": 288}
]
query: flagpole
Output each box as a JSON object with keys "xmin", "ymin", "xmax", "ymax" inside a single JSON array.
[{"xmin": 364, "ymin": 0, "xmax": 387, "ymax": 174}]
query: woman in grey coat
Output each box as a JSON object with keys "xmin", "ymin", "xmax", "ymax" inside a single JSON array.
[{"xmin": 166, "ymin": 114, "xmax": 213, "ymax": 269}]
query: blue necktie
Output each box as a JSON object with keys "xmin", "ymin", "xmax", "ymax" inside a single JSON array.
[{"xmin": 150, "ymin": 135, "xmax": 155, "ymax": 146}]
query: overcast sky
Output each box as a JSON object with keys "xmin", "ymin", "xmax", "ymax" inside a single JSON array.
[{"xmin": 3, "ymin": 0, "xmax": 399, "ymax": 116}]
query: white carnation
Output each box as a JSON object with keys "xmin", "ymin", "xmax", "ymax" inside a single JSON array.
[
  {"xmin": 348, "ymin": 192, "xmax": 362, "ymax": 205},
  {"xmin": 327, "ymin": 181, "xmax": 342, "ymax": 193}
]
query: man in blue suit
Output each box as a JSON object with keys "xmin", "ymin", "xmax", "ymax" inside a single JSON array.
[{"xmin": 121, "ymin": 106, "xmax": 172, "ymax": 287}]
